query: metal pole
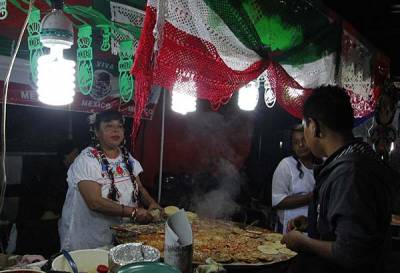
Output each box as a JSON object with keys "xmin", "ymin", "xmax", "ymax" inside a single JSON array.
[
  {"xmin": 68, "ymin": 104, "xmax": 73, "ymax": 139},
  {"xmin": 157, "ymin": 89, "xmax": 166, "ymax": 203}
]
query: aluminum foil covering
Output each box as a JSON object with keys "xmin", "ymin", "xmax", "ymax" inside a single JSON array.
[{"xmin": 109, "ymin": 243, "xmax": 160, "ymax": 273}]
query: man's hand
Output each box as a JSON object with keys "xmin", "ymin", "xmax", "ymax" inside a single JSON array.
[
  {"xmin": 282, "ymin": 230, "xmax": 333, "ymax": 259},
  {"xmin": 282, "ymin": 230, "xmax": 308, "ymax": 252},
  {"xmin": 287, "ymin": 215, "xmax": 308, "ymax": 232}
]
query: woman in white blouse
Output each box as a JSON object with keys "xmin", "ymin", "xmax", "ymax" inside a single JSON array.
[
  {"xmin": 59, "ymin": 109, "xmax": 162, "ymax": 250},
  {"xmin": 272, "ymin": 125, "xmax": 316, "ymax": 233}
]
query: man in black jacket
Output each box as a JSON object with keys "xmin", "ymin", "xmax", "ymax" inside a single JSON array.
[{"xmin": 282, "ymin": 85, "xmax": 399, "ymax": 273}]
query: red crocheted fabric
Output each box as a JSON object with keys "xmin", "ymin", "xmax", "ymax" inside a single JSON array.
[
  {"xmin": 130, "ymin": 5, "xmax": 157, "ymax": 144},
  {"xmin": 131, "ymin": 4, "xmax": 269, "ymax": 144},
  {"xmin": 266, "ymin": 62, "xmax": 313, "ymax": 119}
]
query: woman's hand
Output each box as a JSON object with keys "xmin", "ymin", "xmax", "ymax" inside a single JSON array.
[
  {"xmin": 148, "ymin": 201, "xmax": 162, "ymax": 211},
  {"xmin": 287, "ymin": 215, "xmax": 308, "ymax": 232},
  {"xmin": 148, "ymin": 202, "xmax": 166, "ymax": 221},
  {"xmin": 134, "ymin": 208, "xmax": 153, "ymax": 223}
]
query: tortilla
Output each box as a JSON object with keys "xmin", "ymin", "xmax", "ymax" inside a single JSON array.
[
  {"xmin": 278, "ymin": 248, "xmax": 297, "ymax": 256},
  {"xmin": 164, "ymin": 206, "xmax": 179, "ymax": 216},
  {"xmin": 257, "ymin": 241, "xmax": 282, "ymax": 249},
  {"xmin": 186, "ymin": 211, "xmax": 198, "ymax": 221},
  {"xmin": 254, "ymin": 252, "xmax": 274, "ymax": 262},
  {"xmin": 211, "ymin": 252, "xmax": 233, "ymax": 263},
  {"xmin": 265, "ymin": 233, "xmax": 283, "ymax": 242},
  {"xmin": 234, "ymin": 252, "xmax": 258, "ymax": 263},
  {"xmin": 257, "ymin": 245, "xmax": 279, "ymax": 255},
  {"xmin": 149, "ymin": 208, "xmax": 162, "ymax": 222}
]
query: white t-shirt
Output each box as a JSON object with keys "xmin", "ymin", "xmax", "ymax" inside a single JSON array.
[
  {"xmin": 59, "ymin": 147, "xmax": 143, "ymax": 251},
  {"xmin": 271, "ymin": 156, "xmax": 315, "ymax": 233}
]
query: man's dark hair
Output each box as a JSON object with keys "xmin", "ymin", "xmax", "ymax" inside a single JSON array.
[
  {"xmin": 94, "ymin": 109, "xmax": 124, "ymax": 130},
  {"xmin": 303, "ymin": 85, "xmax": 354, "ymax": 134}
]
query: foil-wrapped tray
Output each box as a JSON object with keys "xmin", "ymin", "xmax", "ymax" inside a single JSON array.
[{"xmin": 109, "ymin": 243, "xmax": 160, "ymax": 273}]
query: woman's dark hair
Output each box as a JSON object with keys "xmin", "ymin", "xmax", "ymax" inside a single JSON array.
[
  {"xmin": 90, "ymin": 109, "xmax": 138, "ymax": 203},
  {"xmin": 303, "ymin": 85, "xmax": 354, "ymax": 134},
  {"xmin": 375, "ymin": 92, "xmax": 397, "ymax": 125},
  {"xmin": 94, "ymin": 109, "xmax": 124, "ymax": 131},
  {"xmin": 291, "ymin": 124, "xmax": 304, "ymax": 179}
]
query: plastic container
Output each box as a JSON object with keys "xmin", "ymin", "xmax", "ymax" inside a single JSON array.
[
  {"xmin": 164, "ymin": 245, "xmax": 192, "ymax": 273},
  {"xmin": 117, "ymin": 262, "xmax": 181, "ymax": 273},
  {"xmin": 52, "ymin": 249, "xmax": 109, "ymax": 273},
  {"xmin": 0, "ymin": 270, "xmax": 45, "ymax": 273}
]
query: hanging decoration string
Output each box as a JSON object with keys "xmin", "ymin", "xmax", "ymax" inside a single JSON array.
[
  {"xmin": 0, "ymin": 0, "xmax": 8, "ymax": 20},
  {"xmin": 118, "ymin": 40, "xmax": 134, "ymax": 103},
  {"xmin": 77, "ymin": 24, "xmax": 94, "ymax": 95},
  {"xmin": 263, "ymin": 72, "xmax": 277, "ymax": 109},
  {"xmin": 27, "ymin": 7, "xmax": 43, "ymax": 84},
  {"xmin": 98, "ymin": 24, "xmax": 111, "ymax": 52},
  {"xmin": 151, "ymin": 0, "xmax": 167, "ymax": 69}
]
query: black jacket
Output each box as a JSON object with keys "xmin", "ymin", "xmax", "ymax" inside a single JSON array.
[{"xmin": 294, "ymin": 141, "xmax": 399, "ymax": 273}]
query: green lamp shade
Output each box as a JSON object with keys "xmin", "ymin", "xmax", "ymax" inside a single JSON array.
[{"xmin": 117, "ymin": 262, "xmax": 181, "ymax": 273}]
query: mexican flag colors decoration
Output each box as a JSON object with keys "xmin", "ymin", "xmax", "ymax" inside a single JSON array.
[{"xmin": 132, "ymin": 0, "xmax": 389, "ymax": 133}]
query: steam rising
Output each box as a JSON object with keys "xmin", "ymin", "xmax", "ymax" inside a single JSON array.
[
  {"xmin": 191, "ymin": 158, "xmax": 242, "ymax": 219},
  {"xmin": 184, "ymin": 111, "xmax": 247, "ymax": 219}
]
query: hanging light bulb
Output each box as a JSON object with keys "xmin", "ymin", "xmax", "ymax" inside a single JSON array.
[
  {"xmin": 171, "ymin": 73, "xmax": 197, "ymax": 115},
  {"xmin": 238, "ymin": 80, "xmax": 258, "ymax": 111},
  {"xmin": 37, "ymin": 1, "xmax": 76, "ymax": 106},
  {"xmin": 37, "ymin": 45, "xmax": 75, "ymax": 105}
]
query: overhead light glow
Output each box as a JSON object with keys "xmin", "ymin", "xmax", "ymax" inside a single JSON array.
[
  {"xmin": 37, "ymin": 6, "xmax": 76, "ymax": 106},
  {"xmin": 238, "ymin": 81, "xmax": 258, "ymax": 111},
  {"xmin": 390, "ymin": 142, "xmax": 395, "ymax": 153},
  {"xmin": 37, "ymin": 45, "xmax": 75, "ymax": 105},
  {"xmin": 171, "ymin": 75, "xmax": 197, "ymax": 115}
]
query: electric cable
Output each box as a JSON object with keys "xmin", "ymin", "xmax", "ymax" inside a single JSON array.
[{"xmin": 0, "ymin": 0, "xmax": 36, "ymax": 215}]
